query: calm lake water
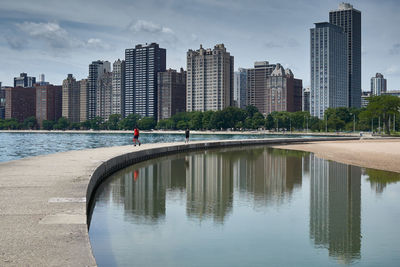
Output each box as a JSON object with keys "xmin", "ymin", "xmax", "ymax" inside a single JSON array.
[
  {"xmin": 0, "ymin": 132, "xmax": 319, "ymax": 162},
  {"xmin": 89, "ymin": 146, "xmax": 400, "ymax": 267}
]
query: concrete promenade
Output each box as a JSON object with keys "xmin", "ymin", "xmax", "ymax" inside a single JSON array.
[{"xmin": 0, "ymin": 137, "xmax": 358, "ymax": 266}]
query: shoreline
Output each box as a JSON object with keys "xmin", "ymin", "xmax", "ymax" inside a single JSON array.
[
  {"xmin": 272, "ymin": 139, "xmax": 400, "ymax": 173},
  {"xmin": 0, "ymin": 129, "xmax": 361, "ymax": 136}
]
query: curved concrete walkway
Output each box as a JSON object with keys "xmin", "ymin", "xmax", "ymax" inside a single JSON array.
[{"xmin": 0, "ymin": 137, "xmax": 358, "ymax": 266}]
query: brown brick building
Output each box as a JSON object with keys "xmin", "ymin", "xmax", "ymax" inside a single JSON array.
[
  {"xmin": 265, "ymin": 64, "xmax": 302, "ymax": 114},
  {"xmin": 157, "ymin": 68, "xmax": 186, "ymax": 121},
  {"xmin": 35, "ymin": 84, "xmax": 62, "ymax": 126},
  {"xmin": 246, "ymin": 61, "xmax": 276, "ymax": 114},
  {"xmin": 5, "ymin": 87, "xmax": 36, "ymax": 122}
]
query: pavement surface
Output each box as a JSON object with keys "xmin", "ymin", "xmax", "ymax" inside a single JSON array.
[{"xmin": 0, "ymin": 137, "xmax": 359, "ymax": 266}]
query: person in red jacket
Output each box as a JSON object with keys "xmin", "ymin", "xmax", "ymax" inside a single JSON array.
[{"xmin": 133, "ymin": 126, "xmax": 141, "ymax": 146}]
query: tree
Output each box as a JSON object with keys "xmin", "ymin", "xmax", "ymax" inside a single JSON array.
[
  {"xmin": 42, "ymin": 120, "xmax": 55, "ymax": 130},
  {"xmin": 107, "ymin": 114, "xmax": 122, "ymax": 130},
  {"xmin": 202, "ymin": 111, "xmax": 214, "ymax": 130},
  {"xmin": 53, "ymin": 117, "xmax": 70, "ymax": 130},
  {"xmin": 265, "ymin": 114, "xmax": 274, "ymax": 130},
  {"xmin": 137, "ymin": 117, "xmax": 156, "ymax": 130},
  {"xmin": 362, "ymin": 95, "xmax": 400, "ymax": 134},
  {"xmin": 118, "ymin": 114, "xmax": 140, "ymax": 130},
  {"xmin": 23, "ymin": 116, "xmax": 38, "ymax": 130},
  {"xmin": 245, "ymin": 105, "xmax": 259, "ymax": 118},
  {"xmin": 189, "ymin": 111, "xmax": 203, "ymax": 130}
]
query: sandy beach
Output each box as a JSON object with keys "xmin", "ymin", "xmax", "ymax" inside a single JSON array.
[{"xmin": 273, "ymin": 139, "xmax": 400, "ymax": 173}]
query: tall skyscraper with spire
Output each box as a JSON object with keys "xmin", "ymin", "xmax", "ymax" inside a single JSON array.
[{"xmin": 329, "ymin": 3, "xmax": 362, "ymax": 108}]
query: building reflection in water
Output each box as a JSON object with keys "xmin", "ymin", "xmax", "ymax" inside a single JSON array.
[
  {"xmin": 309, "ymin": 154, "xmax": 361, "ymax": 264},
  {"xmin": 102, "ymin": 147, "xmax": 363, "ymax": 262}
]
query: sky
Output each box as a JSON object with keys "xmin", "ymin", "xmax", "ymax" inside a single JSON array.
[{"xmin": 0, "ymin": 0, "xmax": 399, "ymax": 90}]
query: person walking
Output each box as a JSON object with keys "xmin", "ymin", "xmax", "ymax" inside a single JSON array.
[
  {"xmin": 133, "ymin": 126, "xmax": 141, "ymax": 146},
  {"xmin": 185, "ymin": 128, "xmax": 190, "ymax": 143}
]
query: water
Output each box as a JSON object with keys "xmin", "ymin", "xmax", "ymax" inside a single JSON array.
[
  {"xmin": 89, "ymin": 146, "xmax": 400, "ymax": 267},
  {"xmin": 0, "ymin": 132, "xmax": 321, "ymax": 162}
]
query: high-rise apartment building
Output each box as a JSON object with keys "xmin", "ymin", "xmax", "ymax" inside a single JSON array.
[
  {"xmin": 234, "ymin": 68, "xmax": 247, "ymax": 109},
  {"xmin": 361, "ymin": 91, "xmax": 371, "ymax": 108},
  {"xmin": 125, "ymin": 43, "xmax": 166, "ymax": 118},
  {"xmin": 112, "ymin": 59, "xmax": 125, "ymax": 116},
  {"xmin": 157, "ymin": 68, "xmax": 186, "ymax": 121},
  {"xmin": 5, "ymin": 87, "xmax": 36, "ymax": 122},
  {"xmin": 371, "ymin": 73, "xmax": 387, "ymax": 96},
  {"xmin": 96, "ymin": 72, "xmax": 113, "ymax": 120},
  {"xmin": 88, "ymin": 60, "xmax": 111, "ymax": 120},
  {"xmin": 302, "ymin": 88, "xmax": 311, "ymax": 112},
  {"xmin": 79, "ymin": 79, "xmax": 88, "ymax": 122},
  {"xmin": 329, "ymin": 3, "xmax": 361, "ymax": 108},
  {"xmin": 186, "ymin": 44, "xmax": 234, "ymax": 112},
  {"xmin": 14, "ymin": 73, "xmax": 36, "ymax": 88},
  {"xmin": 62, "ymin": 74, "xmax": 80, "ymax": 123},
  {"xmin": 310, "ymin": 22, "xmax": 348, "ymax": 119},
  {"xmin": 0, "ymin": 82, "xmax": 4, "ymax": 119},
  {"xmin": 35, "ymin": 84, "xmax": 62, "ymax": 126},
  {"xmin": 247, "ymin": 61, "xmax": 276, "ymax": 114},
  {"xmin": 265, "ymin": 64, "xmax": 302, "ymax": 114}
]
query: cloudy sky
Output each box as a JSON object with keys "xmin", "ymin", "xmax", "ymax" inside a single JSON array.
[{"xmin": 0, "ymin": 0, "xmax": 399, "ymax": 90}]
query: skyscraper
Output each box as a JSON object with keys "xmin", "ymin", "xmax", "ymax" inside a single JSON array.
[
  {"xmin": 0, "ymin": 82, "xmax": 5, "ymax": 119},
  {"xmin": 265, "ymin": 64, "xmax": 302, "ymax": 114},
  {"xmin": 329, "ymin": 3, "xmax": 362, "ymax": 108},
  {"xmin": 112, "ymin": 59, "xmax": 125, "ymax": 117},
  {"xmin": 62, "ymin": 74, "xmax": 80, "ymax": 123},
  {"xmin": 125, "ymin": 43, "xmax": 166, "ymax": 118},
  {"xmin": 186, "ymin": 44, "xmax": 234, "ymax": 112},
  {"xmin": 96, "ymin": 71, "xmax": 112, "ymax": 120},
  {"xmin": 157, "ymin": 68, "xmax": 186, "ymax": 121},
  {"xmin": 14, "ymin": 73, "xmax": 36, "ymax": 88},
  {"xmin": 371, "ymin": 73, "xmax": 387, "ymax": 96},
  {"xmin": 5, "ymin": 87, "xmax": 36, "ymax": 122},
  {"xmin": 88, "ymin": 60, "xmax": 111, "ymax": 120},
  {"xmin": 79, "ymin": 79, "xmax": 88, "ymax": 122},
  {"xmin": 234, "ymin": 68, "xmax": 247, "ymax": 109},
  {"xmin": 302, "ymin": 88, "xmax": 311, "ymax": 112},
  {"xmin": 35, "ymin": 84, "xmax": 62, "ymax": 126},
  {"xmin": 310, "ymin": 22, "xmax": 348, "ymax": 119},
  {"xmin": 246, "ymin": 61, "xmax": 276, "ymax": 114}
]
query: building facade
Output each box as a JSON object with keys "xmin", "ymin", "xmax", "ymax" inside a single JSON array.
[
  {"xmin": 265, "ymin": 64, "xmax": 302, "ymax": 114},
  {"xmin": 88, "ymin": 60, "xmax": 111, "ymax": 120},
  {"xmin": 5, "ymin": 87, "xmax": 36, "ymax": 122},
  {"xmin": 234, "ymin": 68, "xmax": 247, "ymax": 109},
  {"xmin": 125, "ymin": 43, "xmax": 166, "ymax": 118},
  {"xmin": 186, "ymin": 44, "xmax": 234, "ymax": 112},
  {"xmin": 246, "ymin": 61, "xmax": 276, "ymax": 114},
  {"xmin": 14, "ymin": 73, "xmax": 36, "ymax": 88},
  {"xmin": 0, "ymin": 82, "xmax": 5, "ymax": 119},
  {"xmin": 329, "ymin": 3, "xmax": 362, "ymax": 108},
  {"xmin": 35, "ymin": 84, "xmax": 62, "ymax": 126},
  {"xmin": 371, "ymin": 73, "xmax": 387, "ymax": 96},
  {"xmin": 310, "ymin": 22, "xmax": 348, "ymax": 119},
  {"xmin": 361, "ymin": 91, "xmax": 371, "ymax": 108},
  {"xmin": 96, "ymin": 72, "xmax": 113, "ymax": 120},
  {"xmin": 157, "ymin": 68, "xmax": 186, "ymax": 121},
  {"xmin": 79, "ymin": 79, "xmax": 88, "ymax": 122},
  {"xmin": 302, "ymin": 88, "xmax": 311, "ymax": 112},
  {"xmin": 62, "ymin": 74, "xmax": 80, "ymax": 123},
  {"xmin": 112, "ymin": 59, "xmax": 125, "ymax": 117}
]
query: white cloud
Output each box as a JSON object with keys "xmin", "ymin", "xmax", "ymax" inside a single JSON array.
[
  {"xmin": 130, "ymin": 20, "xmax": 174, "ymax": 34},
  {"xmin": 385, "ymin": 65, "xmax": 400, "ymax": 75},
  {"xmin": 14, "ymin": 21, "xmax": 110, "ymax": 52}
]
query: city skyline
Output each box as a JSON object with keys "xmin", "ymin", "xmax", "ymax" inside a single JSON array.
[{"xmin": 0, "ymin": 1, "xmax": 399, "ymax": 91}]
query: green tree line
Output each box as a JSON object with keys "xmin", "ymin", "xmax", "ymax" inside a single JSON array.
[{"xmin": 1, "ymin": 95, "xmax": 400, "ymax": 134}]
